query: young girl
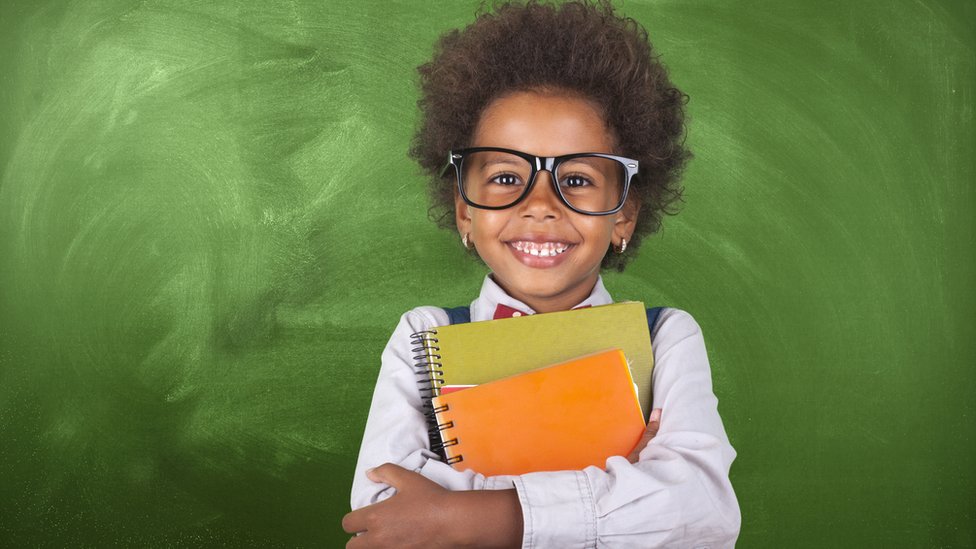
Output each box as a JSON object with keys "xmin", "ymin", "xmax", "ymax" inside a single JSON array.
[{"xmin": 343, "ymin": 2, "xmax": 740, "ymax": 547}]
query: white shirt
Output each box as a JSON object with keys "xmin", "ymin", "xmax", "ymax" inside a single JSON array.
[{"xmin": 351, "ymin": 275, "xmax": 741, "ymax": 548}]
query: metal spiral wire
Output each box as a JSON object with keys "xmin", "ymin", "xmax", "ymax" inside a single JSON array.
[{"xmin": 411, "ymin": 329, "xmax": 452, "ymax": 460}]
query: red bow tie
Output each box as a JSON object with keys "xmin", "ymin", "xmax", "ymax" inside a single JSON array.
[{"xmin": 492, "ymin": 303, "xmax": 591, "ymax": 319}]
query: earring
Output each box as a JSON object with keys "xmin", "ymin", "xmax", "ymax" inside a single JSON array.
[
  {"xmin": 462, "ymin": 233, "xmax": 470, "ymax": 249},
  {"xmin": 616, "ymin": 238, "xmax": 628, "ymax": 254}
]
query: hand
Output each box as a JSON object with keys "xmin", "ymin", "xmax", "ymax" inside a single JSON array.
[
  {"xmin": 342, "ymin": 463, "xmax": 523, "ymax": 548},
  {"xmin": 342, "ymin": 463, "xmax": 453, "ymax": 548},
  {"xmin": 626, "ymin": 408, "xmax": 662, "ymax": 463}
]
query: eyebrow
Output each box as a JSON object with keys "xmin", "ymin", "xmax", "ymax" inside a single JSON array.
[
  {"xmin": 476, "ymin": 157, "xmax": 524, "ymax": 169},
  {"xmin": 557, "ymin": 158, "xmax": 610, "ymax": 175},
  {"xmin": 559, "ymin": 156, "xmax": 605, "ymax": 167}
]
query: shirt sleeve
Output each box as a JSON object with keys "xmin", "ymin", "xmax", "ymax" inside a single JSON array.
[
  {"xmin": 511, "ymin": 308, "xmax": 741, "ymax": 548},
  {"xmin": 350, "ymin": 308, "xmax": 518, "ymax": 511}
]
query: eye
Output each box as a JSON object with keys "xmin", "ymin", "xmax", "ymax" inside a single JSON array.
[
  {"xmin": 489, "ymin": 173, "xmax": 523, "ymax": 186},
  {"xmin": 560, "ymin": 174, "xmax": 593, "ymax": 188}
]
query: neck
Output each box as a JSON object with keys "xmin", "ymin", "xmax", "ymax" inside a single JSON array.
[{"xmin": 491, "ymin": 273, "xmax": 600, "ymax": 314}]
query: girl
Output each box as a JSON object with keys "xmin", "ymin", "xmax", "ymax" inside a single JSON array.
[{"xmin": 343, "ymin": 2, "xmax": 740, "ymax": 547}]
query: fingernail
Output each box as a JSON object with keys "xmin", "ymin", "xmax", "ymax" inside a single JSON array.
[{"xmin": 650, "ymin": 409, "xmax": 662, "ymax": 422}]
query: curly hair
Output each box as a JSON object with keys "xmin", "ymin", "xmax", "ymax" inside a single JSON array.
[{"xmin": 410, "ymin": 0, "xmax": 690, "ymax": 271}]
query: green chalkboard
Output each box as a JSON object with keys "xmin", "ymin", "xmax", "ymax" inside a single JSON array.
[{"xmin": 1, "ymin": 1, "xmax": 973, "ymax": 547}]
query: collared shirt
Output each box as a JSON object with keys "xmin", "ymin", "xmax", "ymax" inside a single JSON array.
[{"xmin": 351, "ymin": 275, "xmax": 741, "ymax": 548}]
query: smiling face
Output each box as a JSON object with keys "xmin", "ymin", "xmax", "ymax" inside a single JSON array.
[{"xmin": 455, "ymin": 91, "xmax": 640, "ymax": 313}]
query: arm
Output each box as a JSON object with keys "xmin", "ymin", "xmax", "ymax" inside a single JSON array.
[
  {"xmin": 351, "ymin": 308, "xmax": 519, "ymax": 510},
  {"xmin": 348, "ymin": 307, "xmax": 524, "ymax": 547},
  {"xmin": 345, "ymin": 465, "xmax": 523, "ymax": 548},
  {"xmin": 511, "ymin": 309, "xmax": 740, "ymax": 548}
]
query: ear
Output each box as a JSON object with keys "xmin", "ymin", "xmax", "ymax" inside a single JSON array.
[
  {"xmin": 454, "ymin": 190, "xmax": 473, "ymax": 239},
  {"xmin": 612, "ymin": 195, "xmax": 641, "ymax": 246}
]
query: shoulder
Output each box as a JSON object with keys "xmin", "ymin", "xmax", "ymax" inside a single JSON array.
[
  {"xmin": 648, "ymin": 307, "xmax": 718, "ymax": 399},
  {"xmin": 652, "ymin": 307, "xmax": 701, "ymax": 336},
  {"xmin": 377, "ymin": 306, "xmax": 455, "ymax": 376},
  {"xmin": 393, "ymin": 305, "xmax": 453, "ymax": 334},
  {"xmin": 651, "ymin": 307, "xmax": 706, "ymax": 355}
]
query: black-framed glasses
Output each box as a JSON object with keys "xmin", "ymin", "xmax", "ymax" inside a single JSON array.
[{"xmin": 441, "ymin": 147, "xmax": 638, "ymax": 216}]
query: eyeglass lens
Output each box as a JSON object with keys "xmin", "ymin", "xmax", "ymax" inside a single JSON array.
[{"xmin": 460, "ymin": 151, "xmax": 625, "ymax": 213}]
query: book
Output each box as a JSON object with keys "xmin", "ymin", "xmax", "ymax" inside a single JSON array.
[
  {"xmin": 430, "ymin": 348, "xmax": 646, "ymax": 476},
  {"xmin": 411, "ymin": 301, "xmax": 655, "ymax": 417}
]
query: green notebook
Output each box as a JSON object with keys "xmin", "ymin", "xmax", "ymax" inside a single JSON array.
[{"xmin": 412, "ymin": 301, "xmax": 656, "ymax": 420}]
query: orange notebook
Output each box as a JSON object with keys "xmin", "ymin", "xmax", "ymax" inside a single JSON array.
[{"xmin": 430, "ymin": 348, "xmax": 646, "ymax": 476}]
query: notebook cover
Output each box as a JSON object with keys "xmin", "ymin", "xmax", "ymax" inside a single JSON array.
[
  {"xmin": 431, "ymin": 301, "xmax": 655, "ymax": 417},
  {"xmin": 431, "ymin": 348, "xmax": 646, "ymax": 476}
]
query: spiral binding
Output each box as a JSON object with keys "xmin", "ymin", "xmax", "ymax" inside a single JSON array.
[
  {"xmin": 430, "ymin": 403, "xmax": 463, "ymax": 465},
  {"xmin": 411, "ymin": 329, "xmax": 451, "ymax": 460}
]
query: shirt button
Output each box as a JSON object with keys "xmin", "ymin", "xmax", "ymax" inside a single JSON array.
[{"xmin": 512, "ymin": 311, "xmax": 522, "ymax": 317}]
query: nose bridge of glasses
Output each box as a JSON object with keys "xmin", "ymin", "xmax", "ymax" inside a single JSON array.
[
  {"xmin": 539, "ymin": 156, "xmax": 556, "ymax": 173},
  {"xmin": 530, "ymin": 155, "xmax": 560, "ymax": 194},
  {"xmin": 523, "ymin": 159, "xmax": 563, "ymax": 211}
]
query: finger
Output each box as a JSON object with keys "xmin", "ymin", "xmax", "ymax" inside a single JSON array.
[
  {"xmin": 649, "ymin": 408, "xmax": 662, "ymax": 425},
  {"xmin": 646, "ymin": 408, "xmax": 662, "ymax": 437},
  {"xmin": 346, "ymin": 532, "xmax": 368, "ymax": 549},
  {"xmin": 626, "ymin": 409, "xmax": 664, "ymax": 463},
  {"xmin": 366, "ymin": 463, "xmax": 415, "ymax": 490},
  {"xmin": 342, "ymin": 508, "xmax": 367, "ymax": 535},
  {"xmin": 626, "ymin": 428, "xmax": 653, "ymax": 462}
]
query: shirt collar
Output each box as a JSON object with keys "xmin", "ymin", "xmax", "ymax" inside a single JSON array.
[{"xmin": 469, "ymin": 274, "xmax": 613, "ymax": 322}]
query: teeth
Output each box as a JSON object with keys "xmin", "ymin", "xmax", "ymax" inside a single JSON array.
[{"xmin": 512, "ymin": 241, "xmax": 569, "ymax": 257}]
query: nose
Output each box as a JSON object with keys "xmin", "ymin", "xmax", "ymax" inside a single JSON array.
[{"xmin": 518, "ymin": 170, "xmax": 563, "ymax": 220}]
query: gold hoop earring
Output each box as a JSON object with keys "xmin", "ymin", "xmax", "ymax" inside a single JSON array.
[
  {"xmin": 462, "ymin": 233, "xmax": 470, "ymax": 249},
  {"xmin": 616, "ymin": 238, "xmax": 628, "ymax": 254}
]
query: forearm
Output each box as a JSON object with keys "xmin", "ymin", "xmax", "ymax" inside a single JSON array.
[
  {"xmin": 345, "ymin": 466, "xmax": 523, "ymax": 549},
  {"xmin": 447, "ymin": 489, "xmax": 523, "ymax": 549},
  {"xmin": 512, "ymin": 441, "xmax": 738, "ymax": 548}
]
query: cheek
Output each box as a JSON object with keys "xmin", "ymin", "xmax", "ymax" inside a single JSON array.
[
  {"xmin": 582, "ymin": 218, "xmax": 616, "ymax": 242},
  {"xmin": 469, "ymin": 211, "xmax": 507, "ymax": 237}
]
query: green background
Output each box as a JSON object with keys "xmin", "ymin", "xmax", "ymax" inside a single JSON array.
[{"xmin": 1, "ymin": 0, "xmax": 973, "ymax": 547}]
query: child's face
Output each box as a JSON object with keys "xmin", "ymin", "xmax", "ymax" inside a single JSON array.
[{"xmin": 455, "ymin": 91, "xmax": 639, "ymax": 313}]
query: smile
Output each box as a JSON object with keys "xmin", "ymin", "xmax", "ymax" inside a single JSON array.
[{"xmin": 510, "ymin": 241, "xmax": 571, "ymax": 257}]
